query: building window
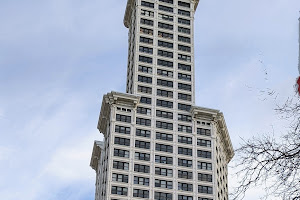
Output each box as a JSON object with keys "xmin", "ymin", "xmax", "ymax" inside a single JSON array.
[
  {"xmin": 136, "ymin": 117, "xmax": 151, "ymax": 126},
  {"xmin": 116, "ymin": 114, "xmax": 131, "ymax": 123},
  {"xmin": 178, "ymin": 45, "xmax": 191, "ymax": 53},
  {"xmin": 155, "ymin": 155, "xmax": 173, "ymax": 164},
  {"xmin": 157, "ymin": 89, "xmax": 173, "ymax": 98},
  {"xmin": 135, "ymin": 140, "xmax": 150, "ymax": 149},
  {"xmin": 154, "ymin": 192, "xmax": 172, "ymax": 200},
  {"xmin": 114, "ymin": 137, "xmax": 130, "ymax": 146},
  {"xmin": 141, "ymin": 1, "xmax": 154, "ymax": 8},
  {"xmin": 198, "ymin": 198, "xmax": 213, "ymax": 200},
  {"xmin": 112, "ymin": 173, "xmax": 128, "ymax": 183},
  {"xmin": 158, "ymin": 22, "xmax": 173, "ymax": 30},
  {"xmin": 137, "ymin": 106, "xmax": 151, "ymax": 115},
  {"xmin": 135, "ymin": 152, "xmax": 150, "ymax": 161},
  {"xmin": 197, "ymin": 139, "xmax": 211, "ymax": 147},
  {"xmin": 159, "ymin": 0, "xmax": 173, "ymax": 4},
  {"xmin": 136, "ymin": 128, "xmax": 151, "ymax": 138},
  {"xmin": 197, "ymin": 150, "xmax": 212, "ymax": 159},
  {"xmin": 139, "ymin": 55, "xmax": 153, "ymax": 63},
  {"xmin": 198, "ymin": 162, "xmax": 212, "ymax": 170},
  {"xmin": 178, "ymin": 93, "xmax": 191, "ymax": 101},
  {"xmin": 197, "ymin": 128, "xmax": 211, "ymax": 136},
  {"xmin": 140, "ymin": 27, "xmax": 153, "ymax": 35},
  {"xmin": 134, "ymin": 164, "xmax": 150, "ymax": 173},
  {"xmin": 178, "ymin": 195, "xmax": 193, "ymax": 200},
  {"xmin": 140, "ymin": 36, "xmax": 153, "ymax": 44},
  {"xmin": 155, "ymin": 179, "xmax": 173, "ymax": 189},
  {"xmin": 115, "ymin": 125, "xmax": 130, "ymax": 134},
  {"xmin": 178, "ymin": 73, "xmax": 191, "ymax": 81},
  {"xmin": 157, "ymin": 79, "xmax": 173, "ymax": 87},
  {"xmin": 138, "ymin": 75, "xmax": 152, "ymax": 83},
  {"xmin": 156, "ymin": 110, "xmax": 173, "ymax": 119},
  {"xmin": 178, "ymin": 135, "xmax": 192, "ymax": 144},
  {"xmin": 158, "ymin": 13, "xmax": 173, "ymax": 21},
  {"xmin": 155, "ymin": 167, "xmax": 173, "ymax": 177},
  {"xmin": 138, "ymin": 85, "xmax": 152, "ymax": 94},
  {"xmin": 157, "ymin": 99, "xmax": 173, "ymax": 108},
  {"xmin": 141, "ymin": 9, "xmax": 154, "ymax": 17},
  {"xmin": 178, "ymin": 103, "xmax": 191, "ymax": 111},
  {"xmin": 156, "ymin": 143, "xmax": 173, "ymax": 153},
  {"xmin": 139, "ymin": 46, "xmax": 153, "ymax": 54},
  {"xmin": 178, "ymin": 124, "xmax": 192, "ymax": 133},
  {"xmin": 133, "ymin": 189, "xmax": 149, "ymax": 198},
  {"xmin": 158, "ymin": 49, "xmax": 173, "ymax": 58},
  {"xmin": 156, "ymin": 120, "xmax": 173, "ymax": 130},
  {"xmin": 178, "ymin": 170, "xmax": 193, "ymax": 179},
  {"xmin": 178, "ymin": 114, "xmax": 192, "ymax": 122},
  {"xmin": 139, "ymin": 65, "xmax": 152, "ymax": 74},
  {"xmin": 157, "ymin": 59, "xmax": 173, "ymax": 68},
  {"xmin": 178, "ymin": 54, "xmax": 191, "ymax": 62},
  {"xmin": 178, "ymin": 1, "xmax": 190, "ymax": 8},
  {"xmin": 178, "ymin": 63, "xmax": 191, "ymax": 71},
  {"xmin": 178, "ymin": 18, "xmax": 190, "ymax": 25},
  {"xmin": 198, "ymin": 185, "xmax": 213, "ymax": 194},
  {"xmin": 157, "ymin": 69, "xmax": 173, "ymax": 77},
  {"xmin": 140, "ymin": 96, "xmax": 152, "ymax": 104},
  {"xmin": 140, "ymin": 18, "xmax": 153, "ymax": 26},
  {"xmin": 111, "ymin": 186, "xmax": 128, "ymax": 196},
  {"xmin": 198, "ymin": 173, "xmax": 213, "ymax": 182},
  {"xmin": 159, "ymin": 5, "xmax": 173, "ymax": 13},
  {"xmin": 134, "ymin": 176, "xmax": 150, "ymax": 186},
  {"xmin": 158, "ymin": 40, "xmax": 173, "ymax": 48},
  {"xmin": 178, "ymin": 158, "xmax": 192, "ymax": 167},
  {"xmin": 156, "ymin": 132, "xmax": 173, "ymax": 141},
  {"xmin": 178, "ymin": 35, "xmax": 191, "ymax": 43},
  {"xmin": 113, "ymin": 160, "xmax": 129, "ymax": 170},
  {"xmin": 178, "ymin": 147, "xmax": 192, "ymax": 156},
  {"xmin": 178, "ymin": 182, "xmax": 193, "ymax": 191},
  {"xmin": 178, "ymin": 83, "xmax": 191, "ymax": 91},
  {"xmin": 114, "ymin": 149, "xmax": 130, "ymax": 158},
  {"xmin": 158, "ymin": 31, "xmax": 173, "ymax": 39},
  {"xmin": 178, "ymin": 26, "xmax": 191, "ymax": 34},
  {"xmin": 178, "ymin": 9, "xmax": 190, "ymax": 17}
]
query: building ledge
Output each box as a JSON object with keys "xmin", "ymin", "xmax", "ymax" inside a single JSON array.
[
  {"xmin": 90, "ymin": 140, "xmax": 104, "ymax": 171},
  {"xmin": 191, "ymin": 105, "xmax": 234, "ymax": 163},
  {"xmin": 97, "ymin": 91, "xmax": 140, "ymax": 136}
]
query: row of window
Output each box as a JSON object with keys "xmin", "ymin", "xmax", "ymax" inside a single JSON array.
[
  {"xmin": 112, "ymin": 172, "xmax": 212, "ymax": 184},
  {"xmin": 141, "ymin": 0, "xmax": 192, "ymax": 12},
  {"xmin": 141, "ymin": 27, "xmax": 191, "ymax": 42},
  {"xmin": 113, "ymin": 159, "xmax": 212, "ymax": 171},
  {"xmin": 115, "ymin": 126, "xmax": 212, "ymax": 147},
  {"xmin": 138, "ymin": 62, "xmax": 191, "ymax": 73},
  {"xmin": 111, "ymin": 185, "xmax": 212, "ymax": 196}
]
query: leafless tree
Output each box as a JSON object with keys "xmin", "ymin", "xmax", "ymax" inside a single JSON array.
[{"xmin": 231, "ymin": 91, "xmax": 300, "ymax": 200}]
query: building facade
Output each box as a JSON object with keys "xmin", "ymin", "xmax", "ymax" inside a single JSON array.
[{"xmin": 90, "ymin": 0, "xmax": 234, "ymax": 200}]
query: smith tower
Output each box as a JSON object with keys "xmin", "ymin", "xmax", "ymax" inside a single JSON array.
[{"xmin": 90, "ymin": 0, "xmax": 234, "ymax": 200}]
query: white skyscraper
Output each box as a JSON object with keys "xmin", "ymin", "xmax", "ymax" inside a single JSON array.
[{"xmin": 90, "ymin": 0, "xmax": 234, "ymax": 200}]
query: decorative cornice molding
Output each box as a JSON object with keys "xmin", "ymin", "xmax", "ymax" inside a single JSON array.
[
  {"xmin": 191, "ymin": 106, "xmax": 234, "ymax": 163},
  {"xmin": 97, "ymin": 91, "xmax": 140, "ymax": 136},
  {"xmin": 90, "ymin": 141, "xmax": 104, "ymax": 171}
]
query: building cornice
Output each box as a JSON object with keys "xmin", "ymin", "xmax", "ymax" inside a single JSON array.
[
  {"xmin": 124, "ymin": 0, "xmax": 200, "ymax": 28},
  {"xmin": 191, "ymin": 106, "xmax": 234, "ymax": 163},
  {"xmin": 97, "ymin": 91, "xmax": 140, "ymax": 135},
  {"xmin": 90, "ymin": 141, "xmax": 104, "ymax": 171}
]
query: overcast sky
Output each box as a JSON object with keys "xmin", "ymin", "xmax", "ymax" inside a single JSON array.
[{"xmin": 0, "ymin": 0, "xmax": 299, "ymax": 199}]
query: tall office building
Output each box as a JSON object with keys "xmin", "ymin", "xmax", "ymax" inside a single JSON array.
[{"xmin": 90, "ymin": 0, "xmax": 234, "ymax": 200}]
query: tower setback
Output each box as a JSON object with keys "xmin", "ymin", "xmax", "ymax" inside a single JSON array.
[{"xmin": 90, "ymin": 0, "xmax": 234, "ymax": 200}]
